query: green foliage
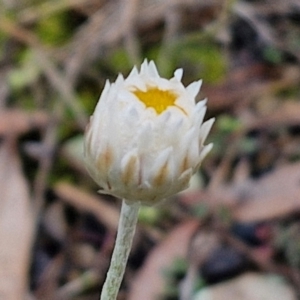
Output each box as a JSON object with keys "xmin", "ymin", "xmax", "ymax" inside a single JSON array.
[
  {"xmin": 193, "ymin": 276, "xmax": 207, "ymax": 295},
  {"xmin": 216, "ymin": 205, "xmax": 233, "ymax": 226},
  {"xmin": 211, "ymin": 115, "xmax": 241, "ymax": 153},
  {"xmin": 106, "ymin": 47, "xmax": 133, "ymax": 74},
  {"xmin": 263, "ymin": 46, "xmax": 283, "ymax": 64},
  {"xmin": 238, "ymin": 136, "xmax": 258, "ymax": 154},
  {"xmin": 275, "ymin": 224, "xmax": 300, "ymax": 268},
  {"xmin": 97, "ymin": 34, "xmax": 226, "ymax": 86},
  {"xmin": 162, "ymin": 257, "xmax": 206, "ymax": 299},
  {"xmin": 178, "ymin": 43, "xmax": 227, "ymax": 83},
  {"xmin": 0, "ymin": 32, "xmax": 7, "ymax": 61},
  {"xmin": 162, "ymin": 258, "xmax": 189, "ymax": 299},
  {"xmin": 62, "ymin": 134, "xmax": 85, "ymax": 166},
  {"xmin": 163, "ymin": 257, "xmax": 188, "ymax": 279},
  {"xmin": 36, "ymin": 10, "xmax": 71, "ymax": 45},
  {"xmin": 153, "ymin": 37, "xmax": 227, "ymax": 82},
  {"xmin": 8, "ymin": 49, "xmax": 41, "ymax": 91},
  {"xmin": 216, "ymin": 115, "xmax": 242, "ymax": 133},
  {"xmin": 212, "ymin": 115, "xmax": 259, "ymax": 157},
  {"xmin": 79, "ymin": 87, "xmax": 99, "ymax": 115},
  {"xmin": 192, "ymin": 203, "xmax": 210, "ymax": 220},
  {"xmin": 138, "ymin": 206, "xmax": 162, "ymax": 225}
]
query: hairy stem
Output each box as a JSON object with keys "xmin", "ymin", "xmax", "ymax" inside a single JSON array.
[{"xmin": 100, "ymin": 200, "xmax": 140, "ymax": 300}]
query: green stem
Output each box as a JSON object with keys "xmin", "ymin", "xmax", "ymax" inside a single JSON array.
[{"xmin": 100, "ymin": 200, "xmax": 140, "ymax": 300}]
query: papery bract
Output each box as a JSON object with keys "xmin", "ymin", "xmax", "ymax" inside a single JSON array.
[{"xmin": 84, "ymin": 60, "xmax": 214, "ymax": 205}]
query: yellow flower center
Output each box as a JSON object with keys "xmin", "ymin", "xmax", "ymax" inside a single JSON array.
[{"xmin": 133, "ymin": 88, "xmax": 177, "ymax": 114}]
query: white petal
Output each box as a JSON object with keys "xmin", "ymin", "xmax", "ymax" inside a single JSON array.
[
  {"xmin": 117, "ymin": 90, "xmax": 132, "ymax": 104},
  {"xmin": 148, "ymin": 61, "xmax": 160, "ymax": 77},
  {"xmin": 174, "ymin": 68, "xmax": 183, "ymax": 81},
  {"xmin": 182, "ymin": 127, "xmax": 197, "ymax": 157},
  {"xmin": 97, "ymin": 189, "xmax": 113, "ymax": 196},
  {"xmin": 140, "ymin": 59, "xmax": 149, "ymax": 75},
  {"xmin": 173, "ymin": 115, "xmax": 184, "ymax": 131},
  {"xmin": 120, "ymin": 149, "xmax": 140, "ymax": 186},
  {"xmin": 187, "ymin": 137, "xmax": 199, "ymax": 164},
  {"xmin": 139, "ymin": 180, "xmax": 151, "ymax": 190},
  {"xmin": 127, "ymin": 105, "xmax": 139, "ymax": 120},
  {"xmin": 115, "ymin": 73, "xmax": 124, "ymax": 85},
  {"xmin": 137, "ymin": 121, "xmax": 153, "ymax": 151},
  {"xmin": 166, "ymin": 155, "xmax": 175, "ymax": 181},
  {"xmin": 128, "ymin": 66, "xmax": 138, "ymax": 78},
  {"xmin": 173, "ymin": 126, "xmax": 197, "ymax": 170},
  {"xmin": 175, "ymin": 168, "xmax": 193, "ymax": 192},
  {"xmin": 97, "ymin": 80, "xmax": 110, "ymax": 105},
  {"xmin": 148, "ymin": 147, "xmax": 172, "ymax": 180},
  {"xmin": 193, "ymin": 105, "xmax": 207, "ymax": 126},
  {"xmin": 196, "ymin": 143, "xmax": 213, "ymax": 168},
  {"xmin": 182, "ymin": 126, "xmax": 196, "ymax": 146},
  {"xmin": 186, "ymin": 80, "xmax": 202, "ymax": 98},
  {"xmin": 121, "ymin": 104, "xmax": 140, "ymax": 131},
  {"xmin": 126, "ymin": 76, "xmax": 147, "ymax": 91},
  {"xmin": 158, "ymin": 110, "xmax": 171, "ymax": 124},
  {"xmin": 199, "ymin": 118, "xmax": 215, "ymax": 145},
  {"xmin": 196, "ymin": 98, "xmax": 207, "ymax": 111}
]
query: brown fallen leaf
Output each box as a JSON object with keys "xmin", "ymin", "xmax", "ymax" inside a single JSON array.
[
  {"xmin": 180, "ymin": 230, "xmax": 220, "ymax": 300},
  {"xmin": 181, "ymin": 161, "xmax": 300, "ymax": 223},
  {"xmin": 234, "ymin": 162, "xmax": 300, "ymax": 222},
  {"xmin": 245, "ymin": 101, "xmax": 300, "ymax": 130},
  {"xmin": 0, "ymin": 139, "xmax": 34, "ymax": 300},
  {"xmin": 128, "ymin": 219, "xmax": 200, "ymax": 300},
  {"xmin": 204, "ymin": 65, "xmax": 300, "ymax": 111},
  {"xmin": 43, "ymin": 202, "xmax": 68, "ymax": 242},
  {"xmin": 193, "ymin": 272, "xmax": 297, "ymax": 300},
  {"xmin": 54, "ymin": 182, "xmax": 119, "ymax": 231},
  {"xmin": 0, "ymin": 109, "xmax": 49, "ymax": 136}
]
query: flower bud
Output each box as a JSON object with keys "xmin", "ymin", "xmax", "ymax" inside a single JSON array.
[{"xmin": 84, "ymin": 60, "xmax": 214, "ymax": 205}]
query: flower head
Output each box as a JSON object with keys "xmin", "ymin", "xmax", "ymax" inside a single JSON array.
[{"xmin": 84, "ymin": 60, "xmax": 214, "ymax": 205}]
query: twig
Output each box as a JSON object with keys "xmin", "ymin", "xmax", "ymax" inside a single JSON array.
[
  {"xmin": 0, "ymin": 16, "xmax": 88, "ymax": 130},
  {"xmin": 121, "ymin": 0, "xmax": 141, "ymax": 66},
  {"xmin": 17, "ymin": 0, "xmax": 98, "ymax": 24},
  {"xmin": 54, "ymin": 182, "xmax": 120, "ymax": 232},
  {"xmin": 32, "ymin": 102, "xmax": 62, "ymax": 219},
  {"xmin": 157, "ymin": 2, "xmax": 181, "ymax": 74}
]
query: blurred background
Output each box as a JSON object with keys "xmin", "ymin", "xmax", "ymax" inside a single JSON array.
[{"xmin": 1, "ymin": 0, "xmax": 300, "ymax": 299}]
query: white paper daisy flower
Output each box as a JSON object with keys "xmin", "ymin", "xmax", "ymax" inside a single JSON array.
[{"xmin": 84, "ymin": 59, "xmax": 214, "ymax": 205}]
